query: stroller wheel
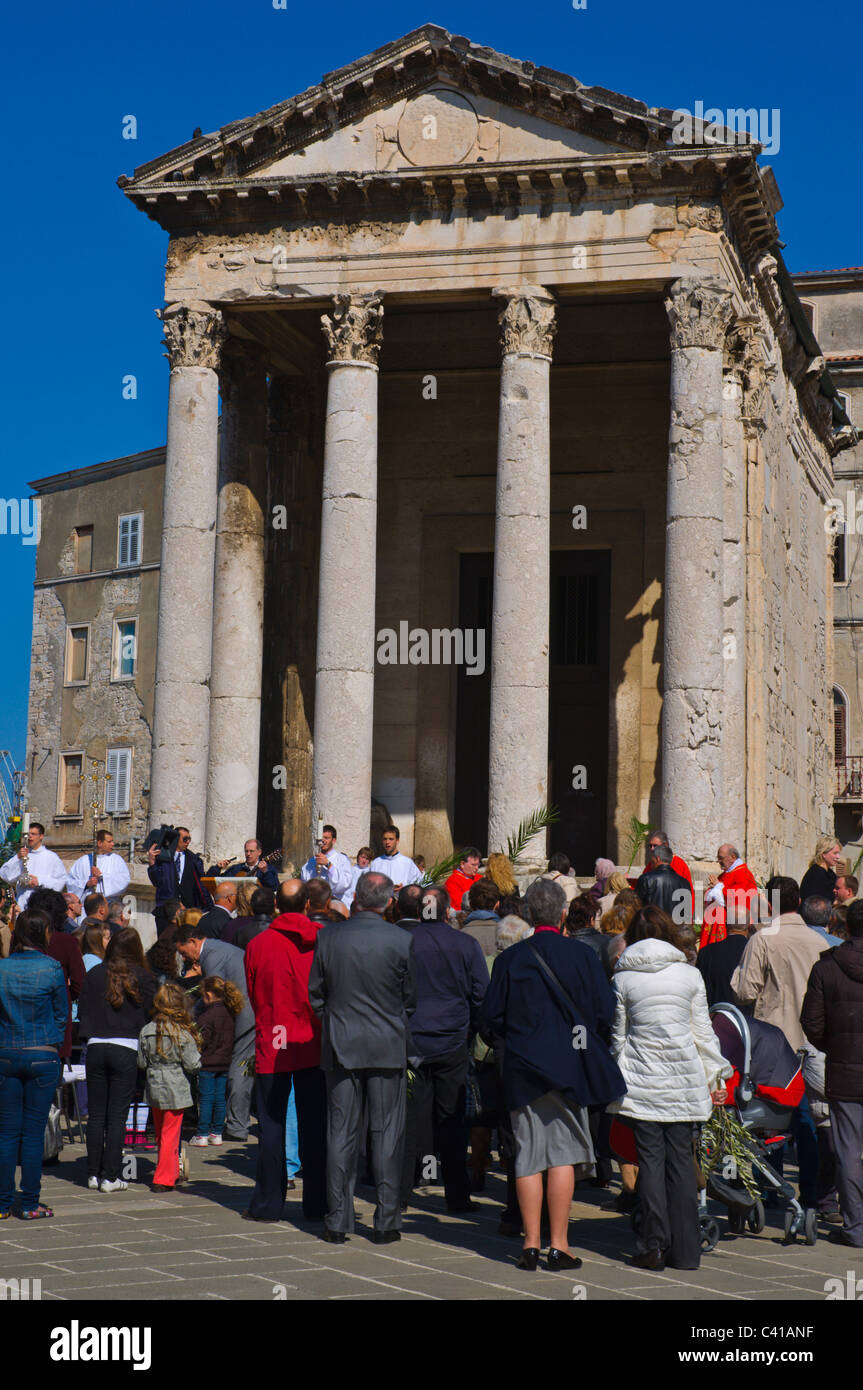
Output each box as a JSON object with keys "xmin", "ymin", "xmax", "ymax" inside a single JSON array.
[
  {"xmin": 804, "ymin": 1208, "xmax": 818, "ymax": 1246},
  {"xmin": 701, "ymin": 1217, "xmax": 720, "ymax": 1252},
  {"xmin": 747, "ymin": 1199, "xmax": 765, "ymax": 1234},
  {"xmin": 783, "ymin": 1208, "xmax": 797, "ymax": 1243}
]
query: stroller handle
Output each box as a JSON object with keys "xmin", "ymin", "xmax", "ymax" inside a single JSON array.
[{"xmin": 709, "ymin": 1002, "xmax": 754, "ymax": 1104}]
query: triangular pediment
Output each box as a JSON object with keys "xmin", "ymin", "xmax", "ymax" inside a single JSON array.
[{"xmin": 120, "ymin": 23, "xmax": 679, "ymax": 197}]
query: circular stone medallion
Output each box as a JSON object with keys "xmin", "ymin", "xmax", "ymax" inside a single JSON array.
[{"xmin": 397, "ymin": 90, "xmax": 479, "ymax": 167}]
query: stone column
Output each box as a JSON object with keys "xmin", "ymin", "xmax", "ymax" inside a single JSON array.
[
  {"xmin": 204, "ymin": 343, "xmax": 268, "ymax": 861},
  {"xmin": 150, "ymin": 304, "xmax": 226, "ymax": 844},
  {"xmin": 662, "ymin": 277, "xmax": 735, "ymax": 862},
  {"xmin": 311, "ymin": 293, "xmax": 384, "ymax": 855},
  {"xmin": 720, "ymin": 322, "xmax": 755, "ymax": 851},
  {"xmin": 487, "ymin": 285, "xmax": 556, "ymax": 860}
]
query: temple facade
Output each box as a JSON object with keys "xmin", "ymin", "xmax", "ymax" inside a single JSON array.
[{"xmin": 30, "ymin": 25, "xmax": 853, "ymax": 877}]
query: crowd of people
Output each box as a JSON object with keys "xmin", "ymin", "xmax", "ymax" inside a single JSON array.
[{"xmin": 0, "ymin": 818, "xmax": 862, "ymax": 1276}]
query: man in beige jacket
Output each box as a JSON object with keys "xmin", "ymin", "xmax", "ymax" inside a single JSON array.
[
  {"xmin": 731, "ymin": 875, "xmax": 829, "ymax": 1049},
  {"xmin": 731, "ymin": 874, "xmax": 829, "ymax": 1210}
]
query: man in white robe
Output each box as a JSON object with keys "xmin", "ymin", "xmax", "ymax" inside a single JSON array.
[
  {"xmin": 370, "ymin": 825, "xmax": 423, "ymax": 891},
  {"xmin": 67, "ymin": 829, "xmax": 131, "ymax": 902},
  {"xmin": 300, "ymin": 824, "xmax": 353, "ymax": 901},
  {"xmin": 0, "ymin": 821, "xmax": 67, "ymax": 908}
]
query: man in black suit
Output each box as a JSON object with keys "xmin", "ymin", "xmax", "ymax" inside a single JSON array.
[
  {"xmin": 147, "ymin": 827, "xmax": 213, "ymax": 909},
  {"xmin": 634, "ymin": 844, "xmax": 692, "ymax": 922},
  {"xmin": 308, "ymin": 871, "xmax": 416, "ymax": 1244},
  {"xmin": 194, "ymin": 882, "xmax": 238, "ymax": 940}
]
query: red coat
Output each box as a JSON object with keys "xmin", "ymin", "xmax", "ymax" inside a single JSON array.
[
  {"xmin": 244, "ymin": 914, "xmax": 322, "ymax": 1074},
  {"xmin": 444, "ymin": 870, "xmax": 482, "ymax": 911}
]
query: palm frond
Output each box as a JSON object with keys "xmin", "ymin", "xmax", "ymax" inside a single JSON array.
[
  {"xmin": 420, "ymin": 848, "xmax": 465, "ymax": 888},
  {"xmin": 624, "ymin": 815, "xmax": 653, "ymax": 874},
  {"xmin": 503, "ymin": 804, "xmax": 560, "ymax": 864}
]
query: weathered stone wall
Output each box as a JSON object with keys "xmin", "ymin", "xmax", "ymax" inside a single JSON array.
[
  {"xmin": 743, "ymin": 303, "xmax": 834, "ymax": 880},
  {"xmin": 27, "ymin": 460, "xmax": 163, "ymax": 856}
]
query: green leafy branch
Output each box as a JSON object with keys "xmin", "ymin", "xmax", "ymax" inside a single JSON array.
[
  {"xmin": 504, "ymin": 805, "xmax": 560, "ymax": 864},
  {"xmin": 700, "ymin": 1104, "xmax": 760, "ymax": 1200},
  {"xmin": 624, "ymin": 815, "xmax": 653, "ymax": 875}
]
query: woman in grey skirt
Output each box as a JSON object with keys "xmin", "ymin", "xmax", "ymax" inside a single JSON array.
[{"xmin": 480, "ymin": 878, "xmax": 625, "ymax": 1271}]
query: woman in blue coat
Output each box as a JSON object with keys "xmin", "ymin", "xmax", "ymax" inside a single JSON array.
[{"xmin": 480, "ymin": 877, "xmax": 625, "ymax": 1272}]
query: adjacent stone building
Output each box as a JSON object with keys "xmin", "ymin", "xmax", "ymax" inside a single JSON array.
[
  {"xmin": 27, "ymin": 25, "xmax": 855, "ymax": 879},
  {"xmin": 26, "ymin": 448, "xmax": 164, "ymax": 859},
  {"xmin": 791, "ymin": 267, "xmax": 863, "ymax": 859}
]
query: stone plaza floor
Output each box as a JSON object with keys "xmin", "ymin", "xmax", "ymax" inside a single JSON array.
[{"xmin": 2, "ymin": 1135, "xmax": 859, "ymax": 1302}]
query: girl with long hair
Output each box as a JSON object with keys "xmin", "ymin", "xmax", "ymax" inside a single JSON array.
[
  {"xmin": 78, "ymin": 927, "xmax": 156, "ymax": 1193},
  {"xmin": 137, "ymin": 982, "xmax": 201, "ymax": 1192}
]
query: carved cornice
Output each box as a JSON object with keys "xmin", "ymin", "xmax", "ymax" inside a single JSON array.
[
  {"xmin": 493, "ymin": 285, "xmax": 557, "ymax": 359},
  {"xmin": 321, "ymin": 292, "xmax": 384, "ymax": 365},
  {"xmin": 665, "ymin": 276, "xmax": 734, "ymax": 352},
  {"xmin": 159, "ymin": 304, "xmax": 226, "ymax": 370}
]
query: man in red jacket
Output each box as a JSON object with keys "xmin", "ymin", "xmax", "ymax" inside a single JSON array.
[
  {"xmin": 702, "ymin": 844, "xmax": 760, "ymax": 947},
  {"xmin": 443, "ymin": 847, "xmax": 482, "ymax": 913},
  {"xmin": 243, "ymin": 879, "xmax": 326, "ymax": 1223}
]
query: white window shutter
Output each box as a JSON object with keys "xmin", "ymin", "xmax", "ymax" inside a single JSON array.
[
  {"xmin": 105, "ymin": 749, "xmax": 131, "ymax": 813},
  {"xmin": 118, "ymin": 515, "xmax": 141, "ymax": 567}
]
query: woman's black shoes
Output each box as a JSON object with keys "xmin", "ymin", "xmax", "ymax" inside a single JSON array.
[
  {"xmin": 516, "ymin": 1247, "xmax": 540, "ymax": 1270},
  {"xmin": 546, "ymin": 1248, "xmax": 583, "ymax": 1271}
]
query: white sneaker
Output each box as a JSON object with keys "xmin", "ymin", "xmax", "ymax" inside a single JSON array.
[
  {"xmin": 189, "ymin": 1135, "xmax": 209, "ymax": 1147},
  {"xmin": 87, "ymin": 1176, "xmax": 100, "ymax": 1190},
  {"xmin": 208, "ymin": 1134, "xmax": 223, "ymax": 1146},
  {"xmin": 100, "ymin": 1179, "xmax": 129, "ymax": 1194}
]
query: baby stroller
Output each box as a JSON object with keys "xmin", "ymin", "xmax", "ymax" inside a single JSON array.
[{"xmin": 701, "ymin": 1003, "xmax": 814, "ymax": 1247}]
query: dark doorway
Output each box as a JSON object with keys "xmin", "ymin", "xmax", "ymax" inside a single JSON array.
[
  {"xmin": 454, "ymin": 553, "xmax": 494, "ymax": 853},
  {"xmin": 454, "ymin": 550, "xmax": 610, "ymax": 872}
]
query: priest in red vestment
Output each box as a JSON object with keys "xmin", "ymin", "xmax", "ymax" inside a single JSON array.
[{"xmin": 700, "ymin": 844, "xmax": 759, "ymax": 949}]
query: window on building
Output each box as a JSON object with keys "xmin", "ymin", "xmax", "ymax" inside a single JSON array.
[
  {"xmin": 837, "ymin": 391, "xmax": 851, "ymax": 419},
  {"xmin": 834, "ymin": 688, "xmax": 848, "ymax": 765},
  {"xmin": 834, "ymin": 524, "xmax": 848, "ymax": 584},
  {"xmin": 58, "ymin": 753, "xmax": 84, "ymax": 817},
  {"xmin": 117, "ymin": 513, "xmax": 142, "ymax": 568},
  {"xmin": 800, "ymin": 300, "xmax": 816, "ymax": 334},
  {"xmin": 74, "ymin": 526, "xmax": 93, "ymax": 574},
  {"xmin": 112, "ymin": 618, "xmax": 137, "ymax": 681},
  {"xmin": 64, "ymin": 625, "xmax": 90, "ymax": 684},
  {"xmin": 105, "ymin": 748, "xmax": 132, "ymax": 814}
]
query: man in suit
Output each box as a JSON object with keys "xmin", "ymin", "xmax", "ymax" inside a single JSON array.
[
  {"xmin": 308, "ymin": 872, "xmax": 416, "ymax": 1244},
  {"xmin": 194, "ymin": 882, "xmax": 238, "ymax": 940},
  {"xmin": 147, "ymin": 827, "xmax": 213, "ymax": 909},
  {"xmin": 174, "ymin": 924, "xmax": 255, "ymax": 1141},
  {"xmin": 635, "ymin": 844, "xmax": 692, "ymax": 922}
]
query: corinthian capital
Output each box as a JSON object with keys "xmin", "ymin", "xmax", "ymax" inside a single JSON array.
[
  {"xmin": 493, "ymin": 285, "xmax": 557, "ymax": 359},
  {"xmin": 321, "ymin": 292, "xmax": 384, "ymax": 366},
  {"xmin": 159, "ymin": 304, "xmax": 227, "ymax": 370},
  {"xmin": 665, "ymin": 276, "xmax": 734, "ymax": 352}
]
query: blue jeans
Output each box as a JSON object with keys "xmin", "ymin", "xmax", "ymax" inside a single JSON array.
[
  {"xmin": 769, "ymin": 1091, "xmax": 820, "ymax": 1207},
  {"xmin": 0, "ymin": 1049, "xmax": 62, "ymax": 1212},
  {"xmin": 286, "ymin": 1083, "xmax": 299, "ymax": 1178},
  {"xmin": 197, "ymin": 1071, "xmax": 227, "ymax": 1136}
]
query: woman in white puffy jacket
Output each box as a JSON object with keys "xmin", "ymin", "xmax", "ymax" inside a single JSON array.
[{"xmin": 609, "ymin": 905, "xmax": 732, "ymax": 1272}]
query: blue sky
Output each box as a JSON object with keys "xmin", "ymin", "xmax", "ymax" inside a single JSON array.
[{"xmin": 2, "ymin": 0, "xmax": 860, "ymax": 782}]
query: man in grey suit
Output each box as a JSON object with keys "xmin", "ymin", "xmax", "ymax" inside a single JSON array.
[
  {"xmin": 175, "ymin": 924, "xmax": 255, "ymax": 1141},
  {"xmin": 308, "ymin": 872, "xmax": 416, "ymax": 1244}
]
